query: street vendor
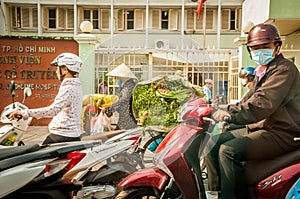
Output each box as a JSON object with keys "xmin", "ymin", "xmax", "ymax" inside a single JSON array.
[{"xmin": 105, "ymin": 63, "xmax": 138, "ymax": 130}]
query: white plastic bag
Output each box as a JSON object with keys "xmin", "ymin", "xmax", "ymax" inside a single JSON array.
[{"xmin": 90, "ymin": 111, "xmax": 111, "ymax": 134}]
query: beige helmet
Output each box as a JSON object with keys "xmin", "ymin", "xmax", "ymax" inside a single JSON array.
[{"xmin": 106, "ymin": 63, "xmax": 137, "ymax": 79}]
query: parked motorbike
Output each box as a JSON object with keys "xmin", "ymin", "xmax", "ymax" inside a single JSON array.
[
  {"xmin": 63, "ymin": 127, "xmax": 146, "ymax": 199},
  {"xmin": 0, "ymin": 140, "xmax": 101, "ymax": 199},
  {"xmin": 116, "ymin": 97, "xmax": 300, "ymax": 199},
  {"xmin": 0, "ymin": 81, "xmax": 33, "ymax": 147}
]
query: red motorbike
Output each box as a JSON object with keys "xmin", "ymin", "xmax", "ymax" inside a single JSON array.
[{"xmin": 116, "ymin": 97, "xmax": 300, "ymax": 199}]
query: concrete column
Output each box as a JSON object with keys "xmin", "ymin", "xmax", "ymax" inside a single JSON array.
[{"xmin": 75, "ymin": 34, "xmax": 97, "ymax": 95}]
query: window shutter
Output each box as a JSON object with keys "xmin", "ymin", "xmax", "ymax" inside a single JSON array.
[
  {"xmin": 101, "ymin": 9, "xmax": 110, "ymax": 30},
  {"xmin": 221, "ymin": 9, "xmax": 230, "ymax": 30},
  {"xmin": 22, "ymin": 8, "xmax": 30, "ymax": 28},
  {"xmin": 11, "ymin": 7, "xmax": 17, "ymax": 28},
  {"xmin": 134, "ymin": 9, "xmax": 144, "ymax": 30},
  {"xmin": 206, "ymin": 9, "xmax": 213, "ymax": 30},
  {"xmin": 58, "ymin": 8, "xmax": 66, "ymax": 29},
  {"xmin": 42, "ymin": 7, "xmax": 48, "ymax": 29},
  {"xmin": 236, "ymin": 8, "xmax": 242, "ymax": 30},
  {"xmin": 151, "ymin": 9, "xmax": 160, "ymax": 30},
  {"xmin": 67, "ymin": 9, "xmax": 74, "ymax": 29},
  {"xmin": 168, "ymin": 9, "xmax": 178, "ymax": 30},
  {"xmin": 78, "ymin": 7, "xmax": 84, "ymax": 29},
  {"xmin": 117, "ymin": 9, "xmax": 124, "ymax": 30},
  {"xmin": 32, "ymin": 8, "xmax": 38, "ymax": 28},
  {"xmin": 185, "ymin": 9, "xmax": 194, "ymax": 31},
  {"xmin": 195, "ymin": 9, "xmax": 203, "ymax": 30}
]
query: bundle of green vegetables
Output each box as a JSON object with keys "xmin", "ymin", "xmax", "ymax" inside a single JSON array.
[{"xmin": 132, "ymin": 75, "xmax": 205, "ymax": 129}]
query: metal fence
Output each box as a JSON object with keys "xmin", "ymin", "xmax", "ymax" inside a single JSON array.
[
  {"xmin": 94, "ymin": 47, "xmax": 300, "ymax": 103},
  {"xmin": 95, "ymin": 48, "xmax": 232, "ymax": 102}
]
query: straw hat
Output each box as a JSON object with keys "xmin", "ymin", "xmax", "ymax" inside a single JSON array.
[{"xmin": 106, "ymin": 63, "xmax": 137, "ymax": 79}]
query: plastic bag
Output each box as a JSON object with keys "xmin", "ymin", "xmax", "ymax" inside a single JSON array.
[{"xmin": 90, "ymin": 111, "xmax": 111, "ymax": 134}]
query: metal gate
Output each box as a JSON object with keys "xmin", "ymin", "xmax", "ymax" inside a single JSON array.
[{"xmin": 95, "ymin": 48, "xmax": 232, "ymax": 102}]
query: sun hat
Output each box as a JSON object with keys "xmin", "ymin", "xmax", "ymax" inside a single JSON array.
[{"xmin": 106, "ymin": 63, "xmax": 137, "ymax": 79}]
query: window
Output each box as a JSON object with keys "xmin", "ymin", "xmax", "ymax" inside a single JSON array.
[
  {"xmin": 48, "ymin": 9, "xmax": 56, "ymax": 28},
  {"xmin": 11, "ymin": 6, "xmax": 38, "ymax": 29},
  {"xmin": 116, "ymin": 9, "xmax": 144, "ymax": 31},
  {"xmin": 127, "ymin": 11, "xmax": 134, "ymax": 29},
  {"xmin": 221, "ymin": 8, "xmax": 241, "ymax": 31},
  {"xmin": 186, "ymin": 8, "xmax": 214, "ymax": 32},
  {"xmin": 81, "ymin": 9, "xmax": 110, "ymax": 31},
  {"xmin": 161, "ymin": 11, "xmax": 168, "ymax": 29},
  {"xmin": 84, "ymin": 9, "xmax": 99, "ymax": 29},
  {"xmin": 150, "ymin": 9, "xmax": 178, "ymax": 31},
  {"xmin": 43, "ymin": 7, "xmax": 74, "ymax": 30}
]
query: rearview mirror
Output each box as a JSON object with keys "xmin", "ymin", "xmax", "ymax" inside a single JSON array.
[{"xmin": 22, "ymin": 87, "xmax": 32, "ymax": 104}]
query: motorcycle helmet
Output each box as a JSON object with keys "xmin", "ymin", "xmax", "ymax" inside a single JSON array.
[
  {"xmin": 239, "ymin": 67, "xmax": 255, "ymax": 82},
  {"xmin": 246, "ymin": 23, "xmax": 282, "ymax": 47},
  {"xmin": 50, "ymin": 53, "xmax": 83, "ymax": 73}
]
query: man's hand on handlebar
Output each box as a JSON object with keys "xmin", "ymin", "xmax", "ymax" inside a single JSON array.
[{"xmin": 212, "ymin": 109, "xmax": 231, "ymax": 122}]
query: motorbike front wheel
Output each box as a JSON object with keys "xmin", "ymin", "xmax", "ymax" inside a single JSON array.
[{"xmin": 116, "ymin": 187, "xmax": 161, "ymax": 199}]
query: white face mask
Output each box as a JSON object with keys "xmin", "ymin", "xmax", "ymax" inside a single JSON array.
[{"xmin": 241, "ymin": 79, "xmax": 248, "ymax": 87}]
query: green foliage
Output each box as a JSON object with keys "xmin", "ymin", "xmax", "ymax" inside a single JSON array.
[{"xmin": 132, "ymin": 75, "xmax": 196, "ymax": 128}]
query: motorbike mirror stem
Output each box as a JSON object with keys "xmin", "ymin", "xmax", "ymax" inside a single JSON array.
[{"xmin": 10, "ymin": 80, "xmax": 16, "ymax": 109}]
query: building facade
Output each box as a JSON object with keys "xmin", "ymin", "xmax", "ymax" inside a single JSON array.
[{"xmin": 0, "ymin": 0, "xmax": 243, "ymax": 50}]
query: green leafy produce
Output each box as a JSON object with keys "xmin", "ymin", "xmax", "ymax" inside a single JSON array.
[{"xmin": 132, "ymin": 75, "xmax": 203, "ymax": 128}]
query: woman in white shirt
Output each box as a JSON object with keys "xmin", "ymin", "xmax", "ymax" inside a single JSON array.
[{"xmin": 10, "ymin": 53, "xmax": 83, "ymax": 144}]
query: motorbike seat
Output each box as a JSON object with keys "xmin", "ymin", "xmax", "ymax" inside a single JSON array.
[
  {"xmin": 246, "ymin": 147, "xmax": 300, "ymax": 185},
  {"xmin": 0, "ymin": 141, "xmax": 97, "ymax": 172},
  {"xmin": 0, "ymin": 144, "xmax": 41, "ymax": 161}
]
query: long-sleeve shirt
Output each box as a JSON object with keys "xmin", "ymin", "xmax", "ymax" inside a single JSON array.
[
  {"xmin": 22, "ymin": 78, "xmax": 83, "ymax": 137},
  {"xmin": 203, "ymin": 85, "xmax": 212, "ymax": 101}
]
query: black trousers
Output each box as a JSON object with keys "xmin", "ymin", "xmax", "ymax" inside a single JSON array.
[
  {"xmin": 204, "ymin": 128, "xmax": 289, "ymax": 199},
  {"xmin": 42, "ymin": 133, "xmax": 81, "ymax": 145}
]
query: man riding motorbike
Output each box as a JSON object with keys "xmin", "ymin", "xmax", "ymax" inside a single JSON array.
[{"xmin": 204, "ymin": 23, "xmax": 300, "ymax": 199}]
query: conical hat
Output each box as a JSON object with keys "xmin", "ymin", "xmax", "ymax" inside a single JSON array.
[{"xmin": 107, "ymin": 63, "xmax": 137, "ymax": 79}]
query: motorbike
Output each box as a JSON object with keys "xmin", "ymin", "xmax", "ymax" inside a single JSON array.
[
  {"xmin": 116, "ymin": 97, "xmax": 300, "ymax": 199},
  {"xmin": 65, "ymin": 127, "xmax": 144, "ymax": 199},
  {"xmin": 0, "ymin": 80, "xmax": 143, "ymax": 199},
  {"xmin": 0, "ymin": 140, "xmax": 102, "ymax": 199},
  {"xmin": 0, "ymin": 81, "xmax": 33, "ymax": 147}
]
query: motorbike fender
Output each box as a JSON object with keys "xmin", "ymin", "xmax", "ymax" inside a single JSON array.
[{"xmin": 118, "ymin": 168, "xmax": 168, "ymax": 190}]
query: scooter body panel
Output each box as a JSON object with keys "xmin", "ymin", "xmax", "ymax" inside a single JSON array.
[
  {"xmin": 160, "ymin": 124, "xmax": 202, "ymax": 199},
  {"xmin": 0, "ymin": 158, "xmax": 56, "ymax": 198},
  {"xmin": 255, "ymin": 162, "xmax": 300, "ymax": 199},
  {"xmin": 66, "ymin": 140, "xmax": 134, "ymax": 179},
  {"xmin": 118, "ymin": 167, "xmax": 169, "ymax": 190}
]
